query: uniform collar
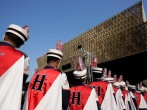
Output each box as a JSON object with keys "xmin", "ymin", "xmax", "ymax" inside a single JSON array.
[
  {"xmin": 44, "ymin": 65, "xmax": 55, "ymax": 69},
  {"xmin": 73, "ymin": 83, "xmax": 85, "ymax": 86},
  {"xmin": 0, "ymin": 41, "xmax": 15, "ymax": 48}
]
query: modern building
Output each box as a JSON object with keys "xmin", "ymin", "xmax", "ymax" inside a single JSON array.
[{"xmin": 36, "ymin": 1, "xmax": 147, "ymax": 85}]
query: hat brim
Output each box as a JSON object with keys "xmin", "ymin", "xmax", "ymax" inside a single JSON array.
[
  {"xmin": 104, "ymin": 77, "xmax": 114, "ymax": 82},
  {"xmin": 6, "ymin": 24, "xmax": 29, "ymax": 42},
  {"xmin": 73, "ymin": 69, "xmax": 87, "ymax": 79},
  {"xmin": 47, "ymin": 49, "xmax": 63, "ymax": 59}
]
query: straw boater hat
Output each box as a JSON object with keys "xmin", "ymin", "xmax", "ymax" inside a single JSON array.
[
  {"xmin": 91, "ymin": 67, "xmax": 103, "ymax": 81},
  {"xmin": 47, "ymin": 40, "xmax": 63, "ymax": 60},
  {"xmin": 6, "ymin": 24, "xmax": 29, "ymax": 42},
  {"xmin": 73, "ymin": 57, "xmax": 87, "ymax": 79},
  {"xmin": 47, "ymin": 49, "xmax": 63, "ymax": 60},
  {"xmin": 91, "ymin": 67, "xmax": 103, "ymax": 74}
]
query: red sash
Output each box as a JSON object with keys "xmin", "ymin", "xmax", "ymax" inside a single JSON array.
[
  {"xmin": 133, "ymin": 91, "xmax": 141, "ymax": 108},
  {"xmin": 0, "ymin": 45, "xmax": 23, "ymax": 76},
  {"xmin": 27, "ymin": 69, "xmax": 60, "ymax": 110},
  {"xmin": 0, "ymin": 44, "xmax": 24, "ymax": 110},
  {"xmin": 88, "ymin": 81, "xmax": 108, "ymax": 105},
  {"xmin": 121, "ymin": 89, "xmax": 129, "ymax": 101},
  {"xmin": 143, "ymin": 92, "xmax": 147, "ymax": 103},
  {"xmin": 113, "ymin": 86, "xmax": 119, "ymax": 94},
  {"xmin": 69, "ymin": 85, "xmax": 92, "ymax": 110}
]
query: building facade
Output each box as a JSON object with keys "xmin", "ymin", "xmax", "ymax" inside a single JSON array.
[{"xmin": 36, "ymin": 2, "xmax": 147, "ymax": 77}]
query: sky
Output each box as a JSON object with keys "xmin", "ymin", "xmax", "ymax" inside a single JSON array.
[{"xmin": 0, "ymin": 0, "xmax": 147, "ymax": 81}]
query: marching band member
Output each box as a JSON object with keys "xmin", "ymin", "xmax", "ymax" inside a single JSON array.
[
  {"xmin": 0, "ymin": 24, "xmax": 30, "ymax": 110},
  {"xmin": 23, "ymin": 41, "xmax": 69, "ymax": 110},
  {"xmin": 68, "ymin": 57, "xmax": 98, "ymax": 110}
]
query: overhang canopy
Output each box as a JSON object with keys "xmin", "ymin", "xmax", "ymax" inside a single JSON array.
[{"xmin": 98, "ymin": 51, "xmax": 147, "ymax": 86}]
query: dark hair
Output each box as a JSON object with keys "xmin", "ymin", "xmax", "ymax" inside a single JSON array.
[
  {"xmin": 47, "ymin": 56, "xmax": 60, "ymax": 63},
  {"xmin": 93, "ymin": 72, "xmax": 102, "ymax": 79},
  {"xmin": 72, "ymin": 78, "xmax": 86, "ymax": 85},
  {"xmin": 5, "ymin": 32, "xmax": 24, "ymax": 47}
]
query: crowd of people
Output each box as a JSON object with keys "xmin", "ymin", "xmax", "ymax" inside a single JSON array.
[{"xmin": 0, "ymin": 23, "xmax": 147, "ymax": 110}]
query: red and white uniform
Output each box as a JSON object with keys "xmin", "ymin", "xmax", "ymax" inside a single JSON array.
[
  {"xmin": 0, "ymin": 41, "xmax": 25, "ymax": 110},
  {"xmin": 89, "ymin": 80, "xmax": 117, "ymax": 110},
  {"xmin": 125, "ymin": 92, "xmax": 137, "ymax": 110},
  {"xmin": 88, "ymin": 80, "xmax": 108, "ymax": 105},
  {"xmin": 69, "ymin": 85, "xmax": 97, "ymax": 110},
  {"xmin": 115, "ymin": 89, "xmax": 126, "ymax": 110},
  {"xmin": 101, "ymin": 83, "xmax": 118, "ymax": 110},
  {"xmin": 143, "ymin": 92, "xmax": 147, "ymax": 104},
  {"xmin": 121, "ymin": 89, "xmax": 129, "ymax": 102},
  {"xmin": 23, "ymin": 66, "xmax": 62, "ymax": 110},
  {"xmin": 133, "ymin": 91, "xmax": 147, "ymax": 109},
  {"xmin": 113, "ymin": 86, "xmax": 119, "ymax": 95},
  {"xmin": 132, "ymin": 91, "xmax": 141, "ymax": 108}
]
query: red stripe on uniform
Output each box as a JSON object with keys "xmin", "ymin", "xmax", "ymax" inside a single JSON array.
[{"xmin": 0, "ymin": 46, "xmax": 23, "ymax": 77}]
